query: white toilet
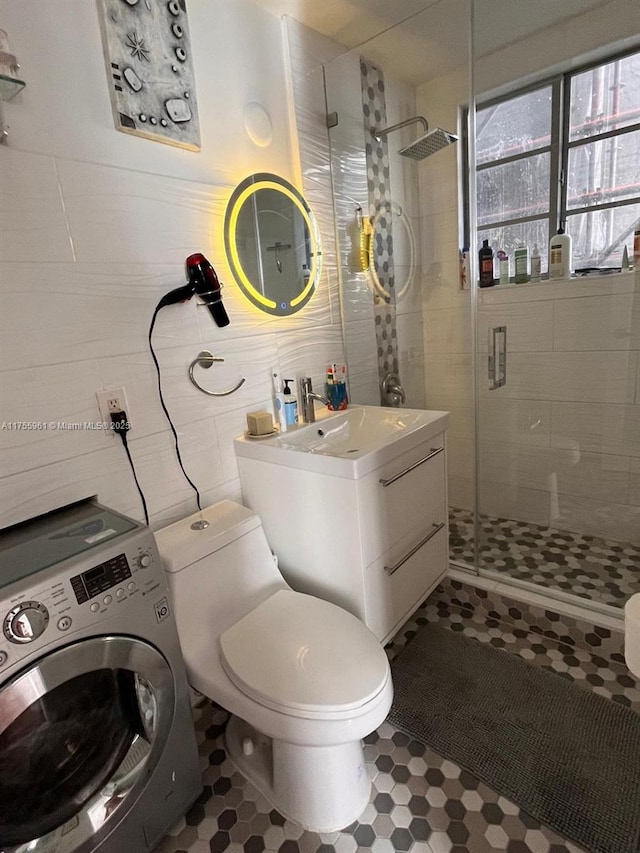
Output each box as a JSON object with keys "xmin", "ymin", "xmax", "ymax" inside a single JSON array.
[{"xmin": 155, "ymin": 500, "xmax": 393, "ymax": 832}]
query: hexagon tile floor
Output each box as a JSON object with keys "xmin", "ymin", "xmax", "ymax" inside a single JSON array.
[
  {"xmin": 448, "ymin": 508, "xmax": 640, "ymax": 609},
  {"xmin": 157, "ymin": 594, "xmax": 639, "ymax": 853}
]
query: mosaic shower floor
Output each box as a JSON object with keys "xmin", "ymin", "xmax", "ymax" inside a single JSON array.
[
  {"xmin": 448, "ymin": 507, "xmax": 640, "ymax": 609},
  {"xmin": 157, "ymin": 594, "xmax": 638, "ymax": 853}
]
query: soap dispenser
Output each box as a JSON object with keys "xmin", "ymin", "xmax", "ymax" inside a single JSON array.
[{"xmin": 283, "ymin": 379, "xmax": 298, "ymax": 427}]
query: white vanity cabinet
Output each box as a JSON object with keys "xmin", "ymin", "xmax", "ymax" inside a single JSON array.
[
  {"xmin": 235, "ymin": 409, "xmax": 448, "ymax": 644},
  {"xmin": 360, "ymin": 435, "xmax": 448, "ymax": 641}
]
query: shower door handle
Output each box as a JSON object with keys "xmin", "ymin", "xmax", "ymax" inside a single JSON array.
[{"xmin": 488, "ymin": 325, "xmax": 506, "ymax": 390}]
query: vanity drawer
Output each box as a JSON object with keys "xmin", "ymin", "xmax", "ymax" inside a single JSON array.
[
  {"xmin": 364, "ymin": 520, "xmax": 448, "ymax": 643},
  {"xmin": 358, "ymin": 433, "xmax": 446, "ymax": 567}
]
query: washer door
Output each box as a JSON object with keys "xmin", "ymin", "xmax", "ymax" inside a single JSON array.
[{"xmin": 0, "ymin": 636, "xmax": 175, "ymax": 853}]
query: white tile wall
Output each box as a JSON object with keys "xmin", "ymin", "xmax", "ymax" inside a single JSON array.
[
  {"xmin": 480, "ymin": 351, "xmax": 637, "ymax": 404},
  {"xmin": 54, "ymin": 159, "xmax": 225, "ymax": 266},
  {"xmin": 553, "ymin": 292, "xmax": 640, "ymax": 351},
  {"xmin": 550, "ymin": 402, "xmax": 640, "ymax": 458},
  {"xmin": 0, "ymin": 262, "xmax": 202, "ymax": 368},
  {"xmin": 396, "ymin": 312, "xmax": 427, "ymax": 408},
  {"xmin": 0, "ymin": 149, "xmax": 74, "ymax": 263},
  {"xmin": 480, "ymin": 441, "xmax": 631, "ymax": 505},
  {"xmin": 417, "ymin": 66, "xmax": 474, "ymax": 516},
  {"xmin": 0, "ymin": 360, "xmax": 104, "ymax": 477},
  {"xmin": 448, "ymin": 475, "xmax": 475, "ymax": 511},
  {"xmin": 553, "ymin": 493, "xmax": 640, "ymax": 544},
  {"xmin": 0, "ymin": 2, "xmax": 346, "ymax": 530},
  {"xmin": 479, "ymin": 399, "xmax": 551, "ymax": 448},
  {"xmin": 474, "ymin": 278, "xmax": 640, "ymax": 539},
  {"xmin": 447, "ymin": 434, "xmax": 475, "ymax": 486},
  {"xmin": 479, "ymin": 482, "xmax": 552, "ymax": 527},
  {"xmin": 477, "ymin": 301, "xmax": 554, "ymax": 352},
  {"xmin": 424, "ymin": 305, "xmax": 471, "ymax": 355},
  {"xmin": 425, "ymin": 354, "xmax": 473, "ymax": 410}
]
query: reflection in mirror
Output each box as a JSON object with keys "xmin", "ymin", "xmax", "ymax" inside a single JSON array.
[
  {"xmin": 319, "ymin": 0, "xmax": 469, "ymax": 412},
  {"xmin": 367, "ymin": 202, "xmax": 416, "ymax": 303},
  {"xmin": 224, "ymin": 173, "xmax": 321, "ymax": 316}
]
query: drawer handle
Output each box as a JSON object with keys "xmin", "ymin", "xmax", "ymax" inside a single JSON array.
[
  {"xmin": 379, "ymin": 446, "xmax": 444, "ymax": 487},
  {"xmin": 383, "ymin": 522, "xmax": 445, "ymax": 576}
]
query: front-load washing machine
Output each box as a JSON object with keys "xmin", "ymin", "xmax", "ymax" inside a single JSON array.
[{"xmin": 0, "ymin": 498, "xmax": 202, "ymax": 853}]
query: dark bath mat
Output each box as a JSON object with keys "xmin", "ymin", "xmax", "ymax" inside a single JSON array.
[{"xmin": 387, "ymin": 623, "xmax": 640, "ymax": 853}]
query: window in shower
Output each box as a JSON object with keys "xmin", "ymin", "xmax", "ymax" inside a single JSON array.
[{"xmin": 472, "ymin": 48, "xmax": 640, "ymax": 274}]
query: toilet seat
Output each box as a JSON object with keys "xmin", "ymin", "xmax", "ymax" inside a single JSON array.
[{"xmin": 220, "ymin": 589, "xmax": 390, "ymax": 720}]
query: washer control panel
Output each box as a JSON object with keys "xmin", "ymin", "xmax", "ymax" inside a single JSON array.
[{"xmin": 70, "ymin": 553, "xmax": 133, "ymax": 604}]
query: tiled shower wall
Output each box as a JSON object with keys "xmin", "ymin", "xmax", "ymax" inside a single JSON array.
[
  {"xmin": 0, "ymin": 0, "xmax": 345, "ymax": 530},
  {"xmin": 286, "ymin": 19, "xmax": 426, "ymax": 409},
  {"xmin": 475, "ymin": 276, "xmax": 640, "ymax": 543},
  {"xmin": 415, "ymin": 65, "xmax": 473, "ymax": 511}
]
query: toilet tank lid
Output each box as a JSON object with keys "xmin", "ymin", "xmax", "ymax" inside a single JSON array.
[{"xmin": 155, "ymin": 500, "xmax": 261, "ymax": 573}]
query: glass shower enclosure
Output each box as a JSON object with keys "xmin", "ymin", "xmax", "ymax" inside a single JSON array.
[{"xmin": 285, "ymin": 0, "xmax": 639, "ymax": 620}]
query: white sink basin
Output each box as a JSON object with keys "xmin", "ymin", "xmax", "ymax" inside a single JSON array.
[{"xmin": 235, "ymin": 405, "xmax": 449, "ymax": 478}]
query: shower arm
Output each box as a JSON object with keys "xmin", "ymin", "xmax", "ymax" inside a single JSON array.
[{"xmin": 374, "ymin": 116, "xmax": 428, "ymax": 142}]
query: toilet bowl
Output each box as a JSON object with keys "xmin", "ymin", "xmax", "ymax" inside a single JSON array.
[{"xmin": 155, "ymin": 500, "xmax": 393, "ymax": 832}]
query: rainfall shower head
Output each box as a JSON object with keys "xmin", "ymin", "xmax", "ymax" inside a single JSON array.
[
  {"xmin": 399, "ymin": 127, "xmax": 458, "ymax": 160},
  {"xmin": 374, "ymin": 116, "xmax": 458, "ymax": 161}
]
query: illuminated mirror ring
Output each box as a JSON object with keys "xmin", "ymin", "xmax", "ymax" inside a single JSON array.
[
  {"xmin": 368, "ymin": 201, "xmax": 416, "ymax": 303},
  {"xmin": 224, "ymin": 173, "xmax": 322, "ymax": 317}
]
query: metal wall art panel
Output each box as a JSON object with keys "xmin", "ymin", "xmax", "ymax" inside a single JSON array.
[{"xmin": 97, "ymin": 0, "xmax": 200, "ymax": 151}]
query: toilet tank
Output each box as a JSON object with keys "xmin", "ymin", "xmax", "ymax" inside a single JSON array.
[{"xmin": 155, "ymin": 500, "xmax": 288, "ymax": 639}]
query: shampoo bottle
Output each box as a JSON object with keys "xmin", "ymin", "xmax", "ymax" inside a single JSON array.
[
  {"xmin": 530, "ymin": 243, "xmax": 541, "ymax": 281},
  {"xmin": 549, "ymin": 225, "xmax": 572, "ymax": 279},
  {"xmin": 514, "ymin": 243, "xmax": 529, "ymax": 283},
  {"xmin": 283, "ymin": 379, "xmax": 298, "ymax": 427},
  {"xmin": 479, "ymin": 239, "xmax": 494, "ymax": 287},
  {"xmin": 497, "ymin": 250, "xmax": 509, "ymax": 284}
]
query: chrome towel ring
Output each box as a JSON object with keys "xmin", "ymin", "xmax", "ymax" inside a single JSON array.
[{"xmin": 188, "ymin": 350, "xmax": 246, "ymax": 397}]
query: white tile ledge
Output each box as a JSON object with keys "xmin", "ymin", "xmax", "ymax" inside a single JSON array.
[
  {"xmin": 447, "ymin": 564, "xmax": 624, "ymax": 634},
  {"xmin": 478, "ymin": 269, "xmax": 639, "ymax": 305}
]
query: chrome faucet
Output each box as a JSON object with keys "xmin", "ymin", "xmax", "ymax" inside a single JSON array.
[{"xmin": 299, "ymin": 377, "xmax": 330, "ymax": 424}]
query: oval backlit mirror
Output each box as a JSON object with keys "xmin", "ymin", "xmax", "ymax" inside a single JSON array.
[{"xmin": 224, "ymin": 173, "xmax": 322, "ymax": 316}]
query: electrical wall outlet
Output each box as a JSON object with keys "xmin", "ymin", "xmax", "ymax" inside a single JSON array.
[{"xmin": 96, "ymin": 387, "xmax": 129, "ymax": 429}]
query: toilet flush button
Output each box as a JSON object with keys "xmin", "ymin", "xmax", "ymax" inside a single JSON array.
[{"xmin": 242, "ymin": 737, "xmax": 254, "ymax": 756}]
